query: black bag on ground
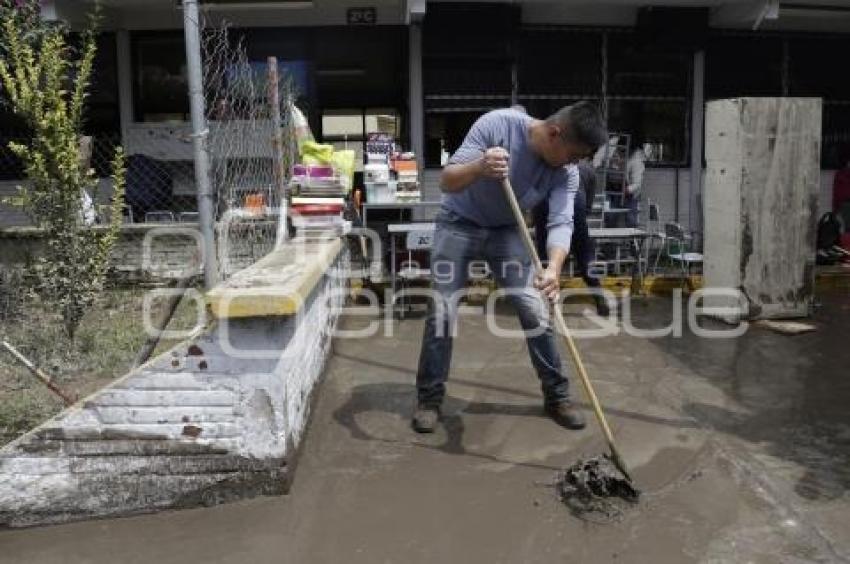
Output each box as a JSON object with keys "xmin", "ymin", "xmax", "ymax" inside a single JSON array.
[{"xmin": 816, "ymin": 212, "xmax": 844, "ymax": 265}]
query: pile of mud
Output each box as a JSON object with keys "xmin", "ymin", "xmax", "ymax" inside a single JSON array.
[{"xmin": 556, "ymin": 456, "xmax": 640, "ymax": 523}]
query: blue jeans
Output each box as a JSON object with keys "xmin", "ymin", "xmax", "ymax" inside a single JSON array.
[{"xmin": 415, "ymin": 209, "xmax": 570, "ymax": 407}]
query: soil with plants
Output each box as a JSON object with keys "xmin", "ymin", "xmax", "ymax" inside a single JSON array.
[{"xmin": 0, "ymin": 277, "xmax": 201, "ymax": 445}]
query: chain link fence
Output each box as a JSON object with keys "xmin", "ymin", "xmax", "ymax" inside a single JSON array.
[
  {"xmin": 0, "ymin": 8, "xmax": 302, "ymax": 448},
  {"xmin": 201, "ymin": 19, "xmax": 298, "ymax": 278},
  {"xmin": 1, "ymin": 16, "xmax": 299, "ymax": 280}
]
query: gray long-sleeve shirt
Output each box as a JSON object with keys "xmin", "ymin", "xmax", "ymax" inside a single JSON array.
[{"xmin": 442, "ymin": 108, "xmax": 578, "ymax": 252}]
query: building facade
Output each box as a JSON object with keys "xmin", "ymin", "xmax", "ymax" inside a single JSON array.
[{"xmin": 1, "ymin": 0, "xmax": 849, "ymax": 234}]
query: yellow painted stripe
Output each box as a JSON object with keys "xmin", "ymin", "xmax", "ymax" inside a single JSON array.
[{"xmin": 207, "ymin": 238, "xmax": 342, "ymax": 319}]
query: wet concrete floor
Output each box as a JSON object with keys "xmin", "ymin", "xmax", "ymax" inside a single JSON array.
[{"xmin": 2, "ymin": 293, "xmax": 849, "ymax": 563}]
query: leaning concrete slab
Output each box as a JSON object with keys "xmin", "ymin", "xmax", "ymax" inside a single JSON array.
[
  {"xmin": 704, "ymin": 97, "xmax": 821, "ymax": 320},
  {"xmin": 0, "ymin": 238, "xmax": 349, "ymax": 528}
]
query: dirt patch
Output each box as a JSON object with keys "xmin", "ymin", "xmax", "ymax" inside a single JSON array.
[{"xmin": 0, "ymin": 287, "xmax": 201, "ymax": 445}]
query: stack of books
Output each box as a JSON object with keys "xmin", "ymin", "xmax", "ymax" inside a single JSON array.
[
  {"xmin": 392, "ymin": 155, "xmax": 420, "ymax": 202},
  {"xmin": 289, "ymin": 164, "xmax": 348, "ymax": 198},
  {"xmin": 290, "ymin": 197, "xmax": 349, "ymax": 237}
]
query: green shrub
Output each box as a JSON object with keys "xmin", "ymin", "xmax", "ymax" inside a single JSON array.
[{"xmin": 0, "ymin": 1, "xmax": 126, "ymax": 339}]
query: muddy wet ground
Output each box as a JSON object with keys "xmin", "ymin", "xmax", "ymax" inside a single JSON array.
[{"xmin": 2, "ymin": 293, "xmax": 849, "ymax": 563}]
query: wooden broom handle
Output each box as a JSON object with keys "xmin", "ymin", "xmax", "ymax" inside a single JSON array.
[{"xmin": 499, "ymin": 177, "xmax": 621, "ymax": 453}]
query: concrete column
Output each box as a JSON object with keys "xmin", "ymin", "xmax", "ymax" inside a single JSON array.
[
  {"xmin": 689, "ymin": 49, "xmax": 705, "ymax": 236},
  {"xmin": 408, "ymin": 22, "xmax": 424, "ymax": 170},
  {"xmin": 116, "ymin": 29, "xmax": 134, "ymax": 148}
]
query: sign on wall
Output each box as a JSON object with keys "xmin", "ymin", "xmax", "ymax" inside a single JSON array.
[{"xmin": 347, "ymin": 7, "xmax": 377, "ymax": 25}]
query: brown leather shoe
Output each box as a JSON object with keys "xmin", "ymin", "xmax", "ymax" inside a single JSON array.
[
  {"xmin": 412, "ymin": 405, "xmax": 441, "ymax": 433},
  {"xmin": 545, "ymin": 401, "xmax": 586, "ymax": 430}
]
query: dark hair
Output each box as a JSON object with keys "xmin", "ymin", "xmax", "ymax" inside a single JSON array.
[{"xmin": 547, "ymin": 102, "xmax": 608, "ymax": 150}]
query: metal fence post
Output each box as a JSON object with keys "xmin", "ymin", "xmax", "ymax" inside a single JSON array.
[
  {"xmin": 267, "ymin": 56, "xmax": 289, "ymax": 248},
  {"xmin": 182, "ymin": 0, "xmax": 219, "ymax": 288},
  {"xmin": 689, "ymin": 49, "xmax": 705, "ymax": 236}
]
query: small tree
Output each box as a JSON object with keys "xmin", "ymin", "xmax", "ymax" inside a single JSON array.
[{"xmin": 0, "ymin": 1, "xmax": 125, "ymax": 339}]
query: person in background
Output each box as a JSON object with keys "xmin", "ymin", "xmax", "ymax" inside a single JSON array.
[
  {"xmin": 534, "ymin": 159, "xmax": 609, "ymax": 317},
  {"xmin": 624, "ymin": 142, "xmax": 646, "ymax": 228},
  {"xmin": 833, "ymin": 148, "xmax": 850, "ymax": 230}
]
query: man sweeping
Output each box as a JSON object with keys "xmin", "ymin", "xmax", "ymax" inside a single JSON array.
[{"xmin": 413, "ymin": 102, "xmax": 608, "ymax": 433}]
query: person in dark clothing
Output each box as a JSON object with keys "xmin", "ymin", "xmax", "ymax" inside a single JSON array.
[
  {"xmin": 534, "ymin": 159, "xmax": 610, "ymax": 316},
  {"xmin": 624, "ymin": 144, "xmax": 646, "ymax": 228},
  {"xmin": 833, "ymin": 148, "xmax": 850, "ymax": 229}
]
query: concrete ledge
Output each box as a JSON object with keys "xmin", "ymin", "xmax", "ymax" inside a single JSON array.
[
  {"xmin": 0, "ymin": 223, "xmax": 200, "ymax": 238},
  {"xmin": 207, "ymin": 238, "xmax": 343, "ymax": 319},
  {"xmin": 0, "ymin": 242, "xmax": 350, "ymax": 528},
  {"xmin": 0, "ymin": 222, "xmax": 277, "ymax": 283}
]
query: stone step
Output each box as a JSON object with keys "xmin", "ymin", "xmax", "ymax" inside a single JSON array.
[
  {"xmin": 85, "ymin": 389, "xmax": 235, "ymax": 408},
  {"xmin": 86, "ymin": 405, "xmax": 235, "ymax": 425},
  {"xmin": 35, "ymin": 423, "xmax": 239, "ymax": 441},
  {"xmin": 114, "ymin": 372, "xmax": 239, "ymax": 391},
  {"xmin": 68, "ymin": 454, "xmax": 284, "ymax": 475},
  {"xmin": 17, "ymin": 438, "xmax": 238, "ymax": 457}
]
